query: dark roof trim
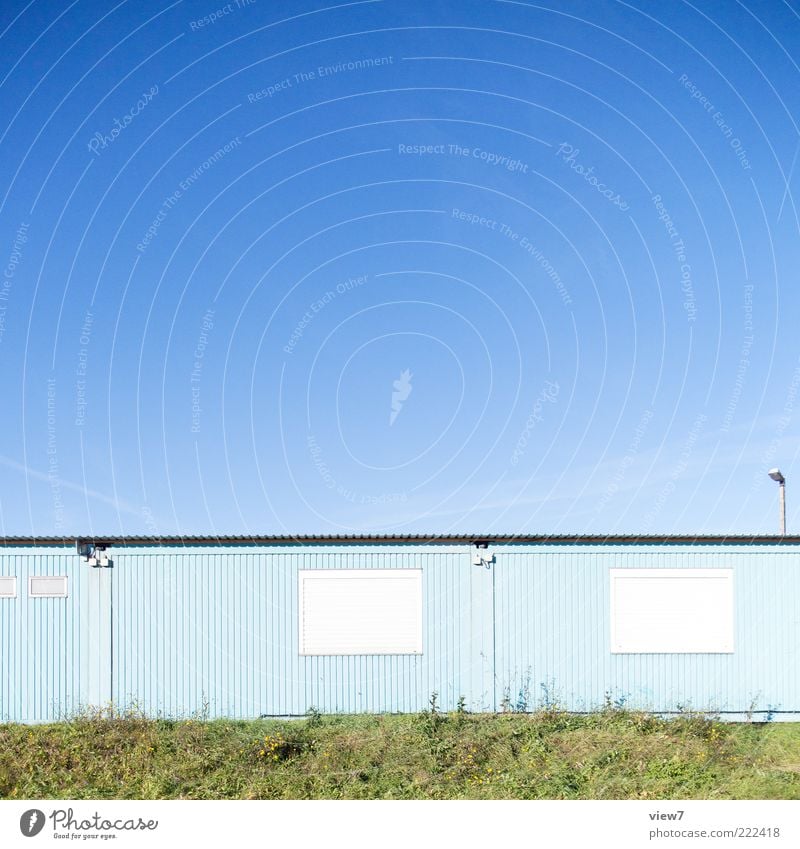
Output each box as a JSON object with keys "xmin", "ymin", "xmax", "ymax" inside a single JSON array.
[{"xmin": 0, "ymin": 533, "xmax": 798, "ymax": 547}]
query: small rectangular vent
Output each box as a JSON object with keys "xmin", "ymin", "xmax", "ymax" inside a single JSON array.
[{"xmin": 29, "ymin": 576, "xmax": 68, "ymax": 598}]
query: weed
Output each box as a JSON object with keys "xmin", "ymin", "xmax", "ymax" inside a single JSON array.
[
  {"xmin": 539, "ymin": 681, "xmax": 561, "ymax": 711},
  {"xmin": 254, "ymin": 731, "xmax": 307, "ymax": 763},
  {"xmin": 0, "ymin": 710, "xmax": 798, "ymax": 799},
  {"xmin": 455, "ymin": 696, "xmax": 468, "ymax": 729},
  {"xmin": 500, "ymin": 670, "xmax": 532, "ymax": 713},
  {"xmin": 420, "ymin": 692, "xmax": 443, "ymax": 736},
  {"xmin": 306, "ymin": 706, "xmax": 323, "ymax": 728},
  {"xmin": 515, "ymin": 673, "xmax": 532, "ymax": 713},
  {"xmin": 602, "ymin": 691, "xmax": 628, "ymax": 712}
]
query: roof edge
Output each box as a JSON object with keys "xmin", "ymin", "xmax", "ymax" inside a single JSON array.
[{"xmin": 0, "ymin": 533, "xmax": 798, "ymax": 547}]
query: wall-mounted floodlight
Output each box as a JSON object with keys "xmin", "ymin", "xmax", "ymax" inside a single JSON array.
[
  {"xmin": 472, "ymin": 541, "xmax": 495, "ymax": 568},
  {"xmin": 77, "ymin": 540, "xmax": 95, "ymax": 560},
  {"xmin": 767, "ymin": 469, "xmax": 786, "ymax": 535},
  {"xmin": 76, "ymin": 540, "xmax": 111, "ymax": 567}
]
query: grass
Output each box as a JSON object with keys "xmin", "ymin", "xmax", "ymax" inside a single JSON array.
[{"xmin": 1, "ymin": 706, "xmax": 799, "ymax": 799}]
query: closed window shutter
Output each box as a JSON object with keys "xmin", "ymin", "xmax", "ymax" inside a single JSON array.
[
  {"xmin": 299, "ymin": 569, "xmax": 423, "ymax": 655},
  {"xmin": 610, "ymin": 568, "xmax": 734, "ymax": 653}
]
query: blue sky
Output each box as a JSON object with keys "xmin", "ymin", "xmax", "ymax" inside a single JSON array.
[{"xmin": 0, "ymin": 0, "xmax": 799, "ymax": 536}]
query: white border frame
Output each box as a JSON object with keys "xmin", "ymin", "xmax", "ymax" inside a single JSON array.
[
  {"xmin": 28, "ymin": 575, "xmax": 68, "ymax": 598},
  {"xmin": 0, "ymin": 576, "xmax": 17, "ymax": 598},
  {"xmin": 298, "ymin": 568, "xmax": 423, "ymax": 656},
  {"xmin": 610, "ymin": 568, "xmax": 734, "ymax": 654}
]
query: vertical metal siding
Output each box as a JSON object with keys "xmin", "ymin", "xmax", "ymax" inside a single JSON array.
[
  {"xmin": 110, "ymin": 543, "xmax": 800, "ymax": 718},
  {"xmin": 0, "ymin": 547, "xmax": 81, "ymax": 722},
  {"xmin": 493, "ymin": 545, "xmax": 800, "ymax": 714},
  {"xmin": 110, "ymin": 546, "xmax": 492, "ymax": 717},
  {"xmin": 2, "ymin": 541, "xmax": 800, "ymax": 720}
]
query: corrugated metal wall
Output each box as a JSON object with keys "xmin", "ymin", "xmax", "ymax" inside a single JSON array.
[
  {"xmin": 0, "ymin": 546, "xmax": 83, "ymax": 722},
  {"xmin": 493, "ymin": 545, "xmax": 800, "ymax": 716},
  {"xmin": 1, "ymin": 542, "xmax": 798, "ymax": 720},
  {"xmin": 110, "ymin": 546, "xmax": 487, "ymax": 717}
]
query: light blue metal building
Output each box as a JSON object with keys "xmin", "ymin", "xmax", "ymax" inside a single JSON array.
[{"xmin": 0, "ymin": 534, "xmax": 798, "ymax": 722}]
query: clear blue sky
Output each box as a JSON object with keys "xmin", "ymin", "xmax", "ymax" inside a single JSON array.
[{"xmin": 1, "ymin": 0, "xmax": 799, "ymax": 536}]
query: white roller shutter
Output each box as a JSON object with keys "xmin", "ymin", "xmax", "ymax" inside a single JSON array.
[
  {"xmin": 299, "ymin": 569, "xmax": 423, "ymax": 655},
  {"xmin": 610, "ymin": 568, "xmax": 734, "ymax": 653}
]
